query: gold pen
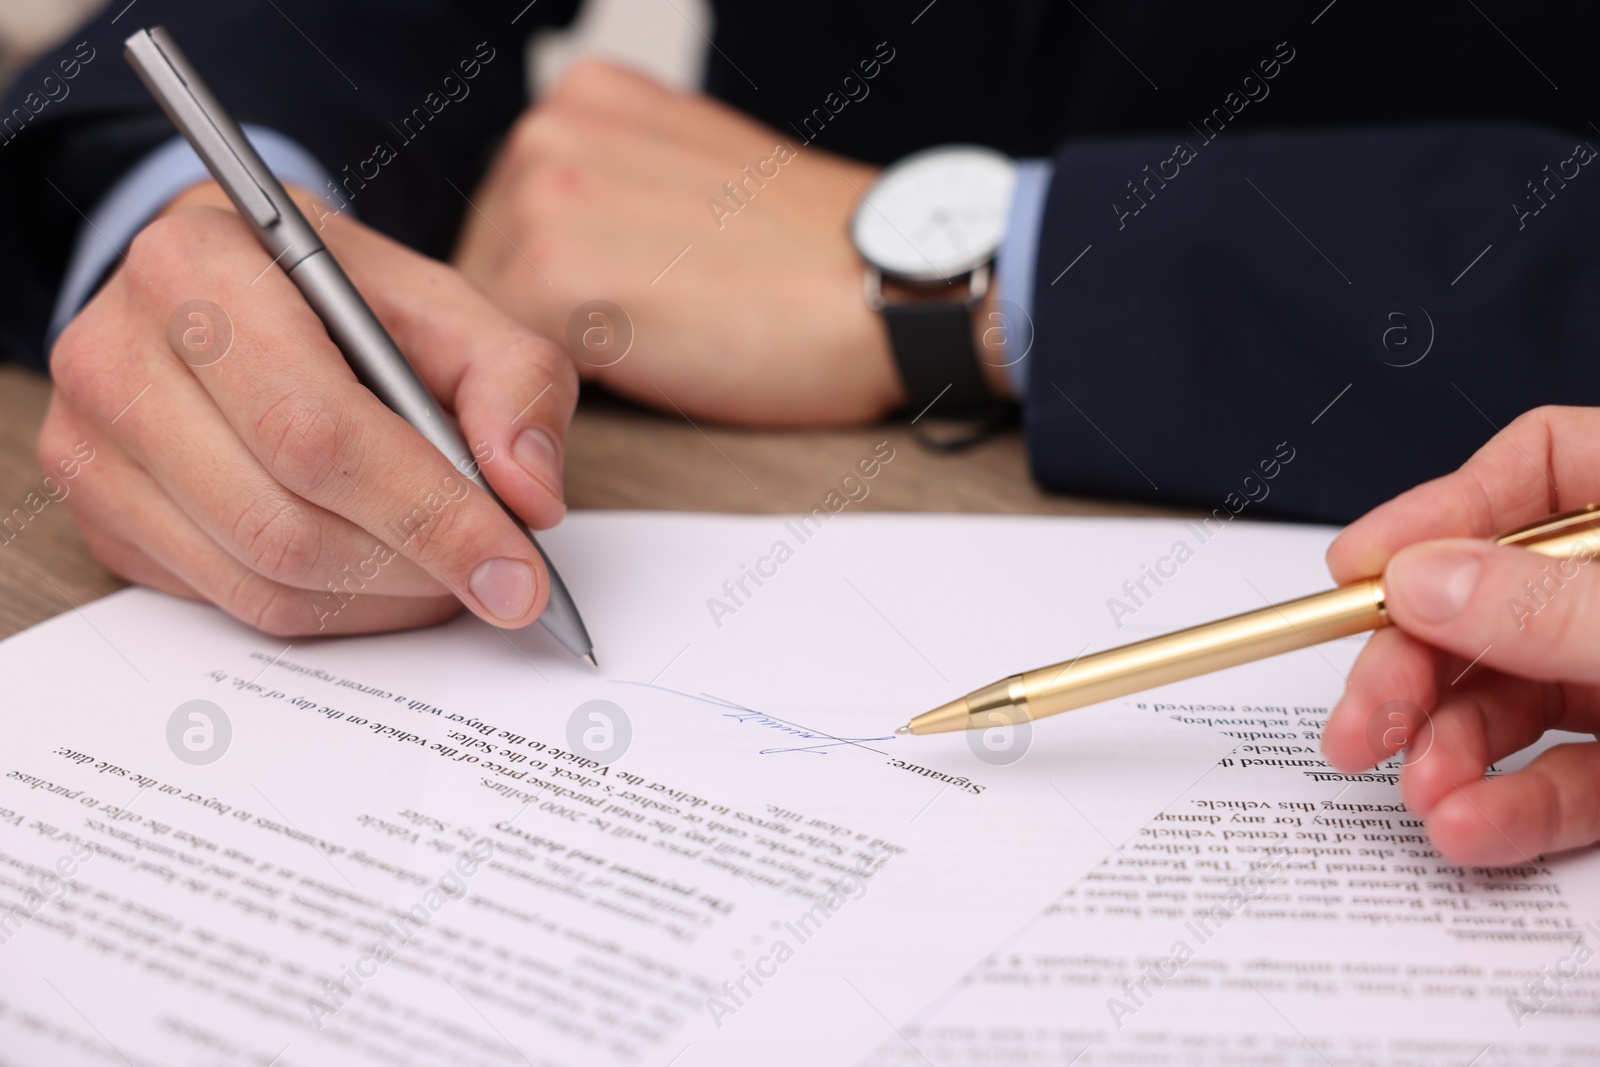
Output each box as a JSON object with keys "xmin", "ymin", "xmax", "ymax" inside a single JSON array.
[{"xmin": 898, "ymin": 505, "xmax": 1600, "ymax": 736}]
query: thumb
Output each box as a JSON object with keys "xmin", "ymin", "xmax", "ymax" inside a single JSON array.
[{"xmin": 1384, "ymin": 539, "xmax": 1600, "ymax": 683}]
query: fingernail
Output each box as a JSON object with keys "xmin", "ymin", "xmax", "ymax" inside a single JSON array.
[
  {"xmin": 513, "ymin": 428, "xmax": 564, "ymax": 501},
  {"xmin": 469, "ymin": 557, "xmax": 537, "ymax": 623},
  {"xmin": 1390, "ymin": 546, "xmax": 1481, "ymax": 623}
]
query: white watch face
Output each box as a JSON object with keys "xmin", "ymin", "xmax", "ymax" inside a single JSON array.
[{"xmin": 851, "ymin": 145, "xmax": 1017, "ymax": 281}]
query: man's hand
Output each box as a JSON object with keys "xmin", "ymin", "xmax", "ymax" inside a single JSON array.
[
  {"xmin": 453, "ymin": 59, "xmax": 914, "ymax": 427},
  {"xmin": 39, "ymin": 181, "xmax": 578, "ymax": 636},
  {"xmin": 1321, "ymin": 405, "xmax": 1600, "ymax": 864}
]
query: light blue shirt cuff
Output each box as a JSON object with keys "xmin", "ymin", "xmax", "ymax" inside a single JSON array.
[
  {"xmin": 47, "ymin": 125, "xmax": 338, "ymax": 347},
  {"xmin": 994, "ymin": 158, "xmax": 1053, "ymax": 401}
]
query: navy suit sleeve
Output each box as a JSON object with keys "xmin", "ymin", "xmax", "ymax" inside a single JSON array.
[
  {"xmin": 0, "ymin": 0, "xmax": 579, "ymax": 368},
  {"xmin": 1023, "ymin": 123, "xmax": 1600, "ymax": 524}
]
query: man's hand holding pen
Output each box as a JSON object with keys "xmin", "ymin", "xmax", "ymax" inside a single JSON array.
[{"xmin": 40, "ymin": 178, "xmax": 577, "ymax": 636}]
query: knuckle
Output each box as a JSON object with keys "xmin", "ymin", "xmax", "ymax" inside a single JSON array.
[
  {"xmin": 254, "ymin": 388, "xmax": 362, "ymax": 501},
  {"xmin": 47, "ymin": 314, "xmax": 89, "ymax": 388},
  {"xmin": 509, "ymin": 107, "xmax": 600, "ymax": 168},
  {"xmin": 123, "ymin": 215, "xmax": 187, "ymax": 282},
  {"xmin": 550, "ymin": 57, "xmax": 650, "ymax": 106},
  {"xmin": 231, "ymin": 570, "xmax": 317, "ymax": 637},
  {"xmin": 388, "ymin": 477, "xmax": 478, "ymax": 574},
  {"xmin": 509, "ymin": 108, "xmax": 563, "ymax": 159},
  {"xmin": 1491, "ymin": 406, "xmax": 1561, "ymax": 474},
  {"xmin": 229, "ymin": 494, "xmax": 325, "ymax": 587},
  {"xmin": 548, "ymin": 58, "xmax": 613, "ymax": 103},
  {"xmin": 124, "ymin": 211, "xmax": 217, "ymax": 290},
  {"xmin": 124, "ymin": 208, "xmax": 257, "ymax": 313},
  {"xmin": 47, "ymin": 312, "xmax": 116, "ymax": 415},
  {"xmin": 35, "ymin": 401, "xmax": 79, "ymax": 476},
  {"xmin": 509, "ymin": 330, "xmax": 580, "ymax": 396},
  {"xmin": 1514, "ymin": 404, "xmax": 1561, "ymax": 431}
]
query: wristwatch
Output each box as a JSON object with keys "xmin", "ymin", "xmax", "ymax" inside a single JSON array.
[{"xmin": 850, "ymin": 144, "xmax": 1018, "ymax": 420}]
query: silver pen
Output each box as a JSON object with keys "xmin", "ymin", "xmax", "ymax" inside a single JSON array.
[{"xmin": 124, "ymin": 26, "xmax": 596, "ymax": 665}]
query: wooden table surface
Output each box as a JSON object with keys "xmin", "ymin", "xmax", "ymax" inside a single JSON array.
[{"xmin": 0, "ymin": 364, "xmax": 1186, "ymax": 640}]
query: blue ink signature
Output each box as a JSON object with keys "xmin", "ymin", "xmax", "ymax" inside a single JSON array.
[{"xmin": 612, "ymin": 681, "xmax": 896, "ymax": 755}]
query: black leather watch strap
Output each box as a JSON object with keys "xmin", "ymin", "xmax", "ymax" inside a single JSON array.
[{"xmin": 883, "ymin": 299, "xmax": 1000, "ymax": 419}]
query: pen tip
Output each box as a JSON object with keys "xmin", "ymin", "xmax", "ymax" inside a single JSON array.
[
  {"xmin": 582, "ymin": 652, "xmax": 598, "ymax": 669},
  {"xmin": 895, "ymin": 724, "xmax": 911, "ymax": 735}
]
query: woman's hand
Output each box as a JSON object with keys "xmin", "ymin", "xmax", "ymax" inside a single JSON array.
[{"xmin": 1321, "ymin": 405, "xmax": 1600, "ymax": 864}]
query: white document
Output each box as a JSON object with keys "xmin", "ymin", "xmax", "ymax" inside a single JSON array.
[
  {"xmin": 0, "ymin": 511, "xmax": 1254, "ymax": 1067},
  {"xmin": 852, "ymin": 533, "xmax": 1600, "ymax": 1066}
]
